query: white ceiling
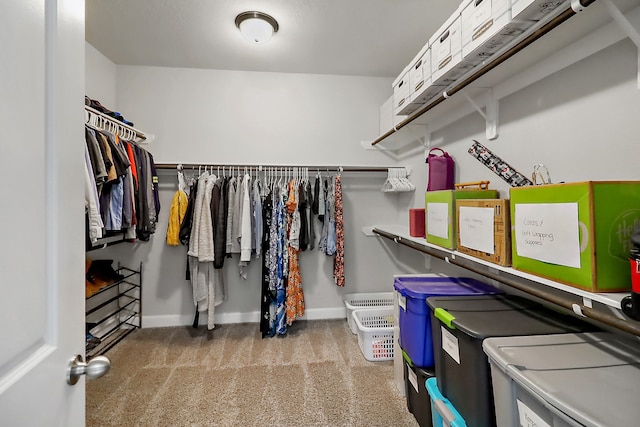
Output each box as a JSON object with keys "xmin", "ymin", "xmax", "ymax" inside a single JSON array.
[{"xmin": 85, "ymin": 0, "xmax": 461, "ymax": 78}]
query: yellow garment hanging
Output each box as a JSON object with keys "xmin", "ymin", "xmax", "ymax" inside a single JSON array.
[{"xmin": 166, "ymin": 189, "xmax": 188, "ymax": 245}]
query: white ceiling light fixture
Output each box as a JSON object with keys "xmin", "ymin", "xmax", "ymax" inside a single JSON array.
[{"xmin": 235, "ymin": 11, "xmax": 279, "ymax": 45}]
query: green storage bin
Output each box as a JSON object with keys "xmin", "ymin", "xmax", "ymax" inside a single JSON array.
[
  {"xmin": 425, "ymin": 189, "xmax": 498, "ymax": 249},
  {"xmin": 510, "ymin": 181, "xmax": 640, "ymax": 292}
]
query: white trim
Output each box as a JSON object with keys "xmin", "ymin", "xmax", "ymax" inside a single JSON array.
[{"xmin": 142, "ymin": 307, "xmax": 347, "ymax": 328}]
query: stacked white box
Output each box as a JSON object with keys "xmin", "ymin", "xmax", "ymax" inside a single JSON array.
[
  {"xmin": 512, "ymin": 0, "xmax": 567, "ymax": 21},
  {"xmin": 430, "ymin": 2, "xmax": 476, "ymax": 87},
  {"xmin": 392, "ymin": 64, "xmax": 412, "ymax": 116},
  {"xmin": 398, "ymin": 43, "xmax": 431, "ymax": 115},
  {"xmin": 461, "ymin": 0, "xmax": 533, "ymax": 66},
  {"xmin": 379, "ymin": 95, "xmax": 406, "ymax": 135}
]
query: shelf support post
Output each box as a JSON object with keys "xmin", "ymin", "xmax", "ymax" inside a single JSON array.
[
  {"xmin": 460, "ymin": 89, "xmax": 499, "ymax": 140},
  {"xmin": 601, "ymin": 0, "xmax": 640, "ymax": 89}
]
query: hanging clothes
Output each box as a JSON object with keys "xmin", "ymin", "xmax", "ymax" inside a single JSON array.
[
  {"xmin": 260, "ymin": 192, "xmax": 274, "ymax": 338},
  {"xmin": 239, "ymin": 173, "xmax": 252, "ymax": 279},
  {"xmin": 166, "ymin": 168, "xmax": 188, "ymax": 246},
  {"xmin": 285, "ymin": 180, "xmax": 305, "ymax": 325},
  {"xmin": 306, "ymin": 180, "xmax": 315, "ymax": 250},
  {"xmin": 275, "ymin": 185, "xmax": 287, "ymax": 336},
  {"xmin": 333, "ymin": 174, "xmax": 345, "ymax": 287},
  {"xmin": 83, "ymin": 124, "xmax": 159, "ymax": 244}
]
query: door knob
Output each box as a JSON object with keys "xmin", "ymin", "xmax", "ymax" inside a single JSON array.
[{"xmin": 66, "ymin": 354, "xmax": 111, "ymax": 385}]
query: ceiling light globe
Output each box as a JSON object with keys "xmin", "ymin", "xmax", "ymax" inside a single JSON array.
[{"xmin": 239, "ymin": 18, "xmax": 274, "ymax": 44}]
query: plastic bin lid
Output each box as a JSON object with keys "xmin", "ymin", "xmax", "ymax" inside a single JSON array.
[
  {"xmin": 482, "ymin": 332, "xmax": 640, "ymax": 427},
  {"xmin": 393, "ymin": 276, "xmax": 501, "ymax": 299},
  {"xmin": 426, "ymin": 295, "xmax": 594, "ymax": 339},
  {"xmin": 425, "ymin": 377, "xmax": 467, "ymax": 427}
]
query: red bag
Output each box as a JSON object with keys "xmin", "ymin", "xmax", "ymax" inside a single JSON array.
[{"xmin": 426, "ymin": 148, "xmax": 455, "ymax": 191}]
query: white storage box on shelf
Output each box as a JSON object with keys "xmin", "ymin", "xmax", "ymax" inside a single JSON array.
[
  {"xmin": 461, "ymin": 0, "xmax": 534, "ymax": 66},
  {"xmin": 410, "ymin": 44, "xmax": 446, "ymax": 108},
  {"xmin": 512, "ymin": 0, "xmax": 568, "ymax": 21},
  {"xmin": 392, "ymin": 64, "xmax": 412, "ymax": 117},
  {"xmin": 344, "ymin": 292, "xmax": 394, "ymax": 334},
  {"xmin": 430, "ymin": 2, "xmax": 476, "ymax": 87},
  {"xmin": 399, "ymin": 43, "xmax": 431, "ymax": 115},
  {"xmin": 352, "ymin": 307, "xmax": 395, "ymax": 361},
  {"xmin": 379, "ymin": 95, "xmax": 406, "ymax": 136}
]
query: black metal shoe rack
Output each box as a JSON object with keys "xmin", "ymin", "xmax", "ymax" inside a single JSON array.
[{"xmin": 86, "ymin": 262, "xmax": 142, "ymax": 360}]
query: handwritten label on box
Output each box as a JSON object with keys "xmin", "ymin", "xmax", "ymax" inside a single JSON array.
[
  {"xmin": 441, "ymin": 326, "xmax": 460, "ymax": 364},
  {"xmin": 459, "ymin": 206, "xmax": 495, "ymax": 254},
  {"xmin": 427, "ymin": 203, "xmax": 449, "ymax": 239},
  {"xmin": 515, "ymin": 203, "xmax": 581, "ymax": 268},
  {"xmin": 517, "ymin": 399, "xmax": 551, "ymax": 427}
]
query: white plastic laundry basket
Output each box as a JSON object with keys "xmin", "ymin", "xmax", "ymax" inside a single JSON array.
[
  {"xmin": 352, "ymin": 307, "xmax": 395, "ymax": 362},
  {"xmin": 344, "ymin": 292, "xmax": 394, "ymax": 334}
]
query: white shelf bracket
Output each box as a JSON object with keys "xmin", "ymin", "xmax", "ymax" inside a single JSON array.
[
  {"xmin": 460, "ymin": 89, "xmax": 499, "ymax": 140},
  {"xmin": 602, "ymin": 0, "xmax": 640, "ymax": 89}
]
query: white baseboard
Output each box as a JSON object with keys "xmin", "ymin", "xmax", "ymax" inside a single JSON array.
[{"xmin": 142, "ymin": 306, "xmax": 347, "ymax": 328}]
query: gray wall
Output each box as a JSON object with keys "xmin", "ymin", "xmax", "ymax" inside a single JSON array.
[{"xmin": 85, "ymin": 38, "xmax": 640, "ymax": 327}]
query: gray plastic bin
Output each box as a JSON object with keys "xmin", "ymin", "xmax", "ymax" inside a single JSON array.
[{"xmin": 483, "ymin": 332, "xmax": 640, "ymax": 427}]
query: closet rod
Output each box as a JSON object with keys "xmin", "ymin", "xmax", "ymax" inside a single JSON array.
[
  {"xmin": 154, "ymin": 163, "xmax": 391, "ymax": 173},
  {"xmin": 85, "ymin": 105, "xmax": 148, "ymax": 142}
]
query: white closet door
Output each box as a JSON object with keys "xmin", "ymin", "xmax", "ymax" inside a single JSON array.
[{"xmin": 0, "ymin": 0, "xmax": 86, "ymax": 425}]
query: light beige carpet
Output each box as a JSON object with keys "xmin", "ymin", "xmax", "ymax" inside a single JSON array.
[{"xmin": 86, "ymin": 319, "xmax": 419, "ymax": 427}]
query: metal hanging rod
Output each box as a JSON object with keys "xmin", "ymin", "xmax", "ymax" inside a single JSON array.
[
  {"xmin": 154, "ymin": 163, "xmax": 394, "ymax": 173},
  {"xmin": 85, "ymin": 106, "xmax": 148, "ymax": 142}
]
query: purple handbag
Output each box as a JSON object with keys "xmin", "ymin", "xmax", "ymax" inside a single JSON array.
[{"xmin": 426, "ymin": 148, "xmax": 455, "ymax": 191}]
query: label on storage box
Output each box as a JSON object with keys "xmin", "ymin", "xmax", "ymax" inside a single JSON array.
[
  {"xmin": 399, "ymin": 295, "xmax": 407, "ymax": 311},
  {"xmin": 515, "ymin": 203, "xmax": 581, "ymax": 268},
  {"xmin": 517, "ymin": 399, "xmax": 551, "ymax": 427},
  {"xmin": 408, "ymin": 364, "xmax": 419, "ymax": 392},
  {"xmin": 441, "ymin": 326, "xmax": 460, "ymax": 364},
  {"xmin": 459, "ymin": 206, "xmax": 495, "ymax": 253},
  {"xmin": 427, "ymin": 203, "xmax": 449, "ymax": 239}
]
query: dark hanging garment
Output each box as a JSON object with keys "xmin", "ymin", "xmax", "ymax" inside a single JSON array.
[
  {"xmin": 212, "ymin": 178, "xmax": 227, "ymax": 269},
  {"xmin": 149, "ymin": 153, "xmax": 160, "ymax": 219},
  {"xmin": 260, "ymin": 192, "xmax": 273, "ymax": 338},
  {"xmin": 179, "ymin": 180, "xmax": 198, "ymax": 245},
  {"xmin": 306, "ymin": 181, "xmax": 315, "ymax": 250},
  {"xmin": 133, "ymin": 145, "xmax": 151, "ymax": 241},
  {"xmin": 312, "ymin": 176, "xmax": 320, "ymax": 215},
  {"xmin": 299, "ymin": 183, "xmax": 309, "ymax": 251}
]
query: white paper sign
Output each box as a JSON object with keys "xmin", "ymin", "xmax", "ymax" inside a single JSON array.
[
  {"xmin": 515, "ymin": 203, "xmax": 581, "ymax": 268},
  {"xmin": 459, "ymin": 206, "xmax": 495, "ymax": 254},
  {"xmin": 427, "ymin": 203, "xmax": 449, "ymax": 239},
  {"xmin": 408, "ymin": 365, "xmax": 419, "ymax": 392},
  {"xmin": 441, "ymin": 326, "xmax": 460, "ymax": 364},
  {"xmin": 399, "ymin": 295, "xmax": 407, "ymax": 311},
  {"xmin": 517, "ymin": 399, "xmax": 551, "ymax": 427}
]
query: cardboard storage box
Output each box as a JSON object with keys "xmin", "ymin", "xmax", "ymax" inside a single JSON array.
[
  {"xmin": 512, "ymin": 0, "xmax": 568, "ymax": 22},
  {"xmin": 427, "ymin": 295, "xmax": 597, "ymax": 427},
  {"xmin": 484, "ymin": 332, "xmax": 640, "ymax": 427},
  {"xmin": 399, "ymin": 44, "xmax": 430, "ymax": 116},
  {"xmin": 429, "ymin": 3, "xmax": 476, "ymax": 87},
  {"xmin": 379, "ymin": 95, "xmax": 406, "ymax": 135},
  {"xmin": 426, "ymin": 189, "xmax": 498, "ymax": 249},
  {"xmin": 392, "ymin": 64, "xmax": 412, "ymax": 117},
  {"xmin": 456, "ymin": 199, "xmax": 511, "ymax": 266},
  {"xmin": 461, "ymin": 0, "xmax": 533, "ymax": 66},
  {"xmin": 510, "ymin": 181, "xmax": 640, "ymax": 292}
]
